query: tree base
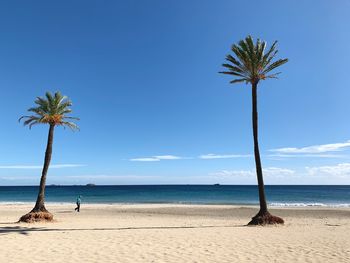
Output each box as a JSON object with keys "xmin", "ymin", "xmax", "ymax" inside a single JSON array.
[
  {"xmin": 248, "ymin": 211, "xmax": 284, "ymax": 226},
  {"xmin": 18, "ymin": 211, "xmax": 54, "ymax": 223}
]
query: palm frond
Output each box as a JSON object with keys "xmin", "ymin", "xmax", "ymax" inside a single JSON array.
[
  {"xmin": 57, "ymin": 101, "xmax": 72, "ymax": 114},
  {"xmin": 222, "ymin": 63, "xmax": 245, "ymax": 74},
  {"xmin": 262, "ymin": 41, "xmax": 277, "ymax": 67},
  {"xmin": 62, "ymin": 116, "xmax": 80, "ymax": 120},
  {"xmin": 265, "ymin": 72, "xmax": 281, "ymax": 79},
  {"xmin": 231, "ymin": 45, "xmax": 253, "ymax": 74},
  {"xmin": 262, "ymin": 59, "xmax": 289, "ymax": 74},
  {"xmin": 29, "ymin": 121, "xmax": 41, "ymax": 129},
  {"xmin": 35, "ymin": 97, "xmax": 49, "ymax": 112},
  {"xmin": 19, "ymin": 116, "xmax": 41, "ymax": 129},
  {"xmin": 60, "ymin": 121, "xmax": 80, "ymax": 131},
  {"xmin": 219, "ymin": 70, "xmax": 247, "ymax": 78},
  {"xmin": 262, "ymin": 50, "xmax": 278, "ymax": 69},
  {"xmin": 256, "ymin": 40, "xmax": 266, "ymax": 64},
  {"xmin": 226, "ymin": 55, "xmax": 245, "ymax": 69},
  {"xmin": 230, "ymin": 78, "xmax": 248, "ymax": 84}
]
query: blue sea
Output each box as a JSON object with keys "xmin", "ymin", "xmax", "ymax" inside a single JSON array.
[{"xmin": 0, "ymin": 185, "xmax": 350, "ymax": 207}]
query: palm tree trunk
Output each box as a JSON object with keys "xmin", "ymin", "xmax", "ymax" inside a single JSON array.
[
  {"xmin": 248, "ymin": 82, "xmax": 284, "ymax": 225},
  {"xmin": 32, "ymin": 124, "xmax": 55, "ymax": 212},
  {"xmin": 251, "ymin": 82, "xmax": 268, "ymax": 214}
]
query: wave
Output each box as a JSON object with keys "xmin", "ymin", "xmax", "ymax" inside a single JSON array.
[
  {"xmin": 1, "ymin": 201, "xmax": 349, "ymax": 208},
  {"xmin": 0, "ymin": 201, "xmax": 73, "ymax": 205},
  {"xmin": 269, "ymin": 202, "xmax": 350, "ymax": 208}
]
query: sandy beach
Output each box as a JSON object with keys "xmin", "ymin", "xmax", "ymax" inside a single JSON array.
[{"xmin": 0, "ymin": 204, "xmax": 349, "ymax": 262}]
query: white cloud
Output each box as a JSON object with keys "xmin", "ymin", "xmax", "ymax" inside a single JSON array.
[
  {"xmin": 130, "ymin": 153, "xmax": 251, "ymax": 161},
  {"xmin": 211, "ymin": 163, "xmax": 350, "ymax": 184},
  {"xmin": 267, "ymin": 153, "xmax": 347, "ymax": 159},
  {"xmin": 263, "ymin": 167, "xmax": 296, "ymax": 177},
  {"xmin": 0, "ymin": 174, "xmax": 172, "ymax": 184},
  {"xmin": 199, "ymin": 154, "xmax": 252, "ymax": 159},
  {"xmin": 212, "ymin": 167, "xmax": 295, "ymax": 177},
  {"xmin": 154, "ymin": 155, "xmax": 182, "ymax": 160},
  {"xmin": 0, "ymin": 176, "xmax": 36, "ymax": 181},
  {"xmin": 130, "ymin": 155, "xmax": 183, "ymax": 162},
  {"xmin": 211, "ymin": 169, "xmax": 254, "ymax": 177},
  {"xmin": 0, "ymin": 164, "xmax": 85, "ymax": 169},
  {"xmin": 306, "ymin": 163, "xmax": 350, "ymax": 177},
  {"xmin": 65, "ymin": 174, "xmax": 164, "ymax": 180},
  {"xmin": 270, "ymin": 140, "xmax": 350, "ymax": 154},
  {"xmin": 130, "ymin": 158, "xmax": 160, "ymax": 162}
]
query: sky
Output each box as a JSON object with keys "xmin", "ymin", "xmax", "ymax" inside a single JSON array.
[{"xmin": 0, "ymin": 0, "xmax": 350, "ymax": 185}]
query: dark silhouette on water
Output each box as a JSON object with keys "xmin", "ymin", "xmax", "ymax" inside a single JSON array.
[{"xmin": 220, "ymin": 35, "xmax": 288, "ymax": 225}]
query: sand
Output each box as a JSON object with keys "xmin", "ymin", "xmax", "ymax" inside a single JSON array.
[{"xmin": 0, "ymin": 204, "xmax": 349, "ymax": 263}]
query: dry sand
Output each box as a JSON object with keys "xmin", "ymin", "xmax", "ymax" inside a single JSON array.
[{"xmin": 0, "ymin": 204, "xmax": 349, "ymax": 262}]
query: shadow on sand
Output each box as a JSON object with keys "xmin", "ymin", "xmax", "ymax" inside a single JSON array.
[{"xmin": 0, "ymin": 224, "xmax": 245, "ymax": 236}]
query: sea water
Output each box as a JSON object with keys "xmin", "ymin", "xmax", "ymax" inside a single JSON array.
[{"xmin": 0, "ymin": 185, "xmax": 349, "ymax": 207}]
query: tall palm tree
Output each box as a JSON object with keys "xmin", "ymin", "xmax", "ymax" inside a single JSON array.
[
  {"xmin": 19, "ymin": 91, "xmax": 79, "ymax": 222},
  {"xmin": 220, "ymin": 36, "xmax": 288, "ymax": 225}
]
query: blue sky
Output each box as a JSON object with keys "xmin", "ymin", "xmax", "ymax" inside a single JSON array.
[{"xmin": 1, "ymin": 0, "xmax": 350, "ymax": 185}]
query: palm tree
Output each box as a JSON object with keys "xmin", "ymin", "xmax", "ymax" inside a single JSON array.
[
  {"xmin": 19, "ymin": 91, "xmax": 79, "ymax": 222},
  {"xmin": 220, "ymin": 36, "xmax": 288, "ymax": 225}
]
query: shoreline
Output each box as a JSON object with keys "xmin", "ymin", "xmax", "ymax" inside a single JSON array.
[
  {"xmin": 0, "ymin": 201, "xmax": 349, "ymax": 209},
  {"xmin": 1, "ymin": 203, "xmax": 350, "ymax": 216}
]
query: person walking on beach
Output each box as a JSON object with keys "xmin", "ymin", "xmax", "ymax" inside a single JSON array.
[{"xmin": 75, "ymin": 195, "xmax": 81, "ymax": 212}]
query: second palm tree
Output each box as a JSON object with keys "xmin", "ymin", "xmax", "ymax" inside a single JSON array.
[{"xmin": 220, "ymin": 35, "xmax": 288, "ymax": 225}]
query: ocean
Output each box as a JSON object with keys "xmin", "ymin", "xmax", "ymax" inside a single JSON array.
[{"xmin": 0, "ymin": 185, "xmax": 349, "ymax": 207}]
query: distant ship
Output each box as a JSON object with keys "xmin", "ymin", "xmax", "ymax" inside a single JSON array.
[
  {"xmin": 86, "ymin": 183, "xmax": 96, "ymax": 187},
  {"xmin": 213, "ymin": 183, "xmax": 220, "ymax": 186}
]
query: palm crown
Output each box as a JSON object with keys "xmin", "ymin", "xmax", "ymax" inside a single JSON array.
[
  {"xmin": 19, "ymin": 91, "xmax": 79, "ymax": 130},
  {"xmin": 220, "ymin": 35, "xmax": 288, "ymax": 84}
]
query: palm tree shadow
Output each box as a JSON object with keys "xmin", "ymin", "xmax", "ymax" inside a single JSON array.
[
  {"xmin": 0, "ymin": 222, "xmax": 17, "ymax": 225},
  {"xmin": 0, "ymin": 224, "xmax": 245, "ymax": 236},
  {"xmin": 0, "ymin": 226, "xmax": 46, "ymax": 236}
]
